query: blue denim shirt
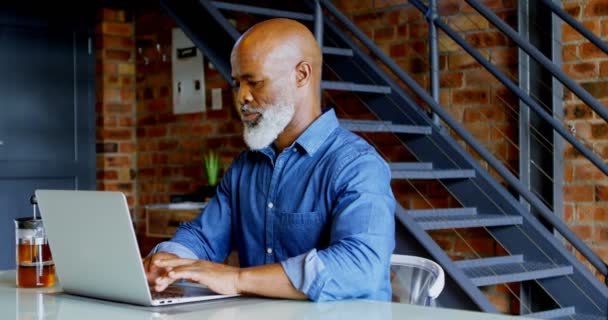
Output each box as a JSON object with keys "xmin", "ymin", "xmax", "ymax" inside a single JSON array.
[{"xmin": 153, "ymin": 108, "xmax": 396, "ymax": 301}]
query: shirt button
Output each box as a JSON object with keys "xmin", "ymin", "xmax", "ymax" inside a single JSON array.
[
  {"xmin": 268, "ymin": 202, "xmax": 274, "ymax": 209},
  {"xmin": 292, "ymin": 148, "xmax": 297, "ymax": 152},
  {"xmin": 266, "ymin": 248, "xmax": 273, "ymax": 254}
]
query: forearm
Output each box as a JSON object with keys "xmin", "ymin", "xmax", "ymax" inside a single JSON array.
[{"xmin": 237, "ymin": 263, "xmax": 307, "ymax": 300}]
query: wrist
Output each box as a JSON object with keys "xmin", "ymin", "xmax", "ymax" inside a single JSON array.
[{"xmin": 235, "ymin": 267, "xmax": 245, "ymax": 294}]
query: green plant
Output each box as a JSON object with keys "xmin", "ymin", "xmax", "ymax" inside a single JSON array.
[{"xmin": 204, "ymin": 150, "xmax": 220, "ymax": 186}]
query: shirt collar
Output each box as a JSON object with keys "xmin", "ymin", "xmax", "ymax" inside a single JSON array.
[
  {"xmin": 294, "ymin": 108, "xmax": 339, "ymax": 156},
  {"xmin": 250, "ymin": 108, "xmax": 339, "ymax": 159}
]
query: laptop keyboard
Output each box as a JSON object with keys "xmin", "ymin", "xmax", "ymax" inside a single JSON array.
[
  {"xmin": 151, "ymin": 284, "xmax": 217, "ymax": 301},
  {"xmin": 151, "ymin": 286, "xmax": 186, "ymax": 300}
]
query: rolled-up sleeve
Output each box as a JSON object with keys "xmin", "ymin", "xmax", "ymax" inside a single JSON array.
[{"xmin": 281, "ymin": 152, "xmax": 396, "ymax": 301}]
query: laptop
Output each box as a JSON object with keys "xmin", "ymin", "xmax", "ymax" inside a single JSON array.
[{"xmin": 35, "ymin": 189, "xmax": 239, "ymax": 306}]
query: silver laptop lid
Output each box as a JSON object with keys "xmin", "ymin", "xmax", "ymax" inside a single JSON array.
[{"xmin": 35, "ymin": 190, "xmax": 153, "ymax": 306}]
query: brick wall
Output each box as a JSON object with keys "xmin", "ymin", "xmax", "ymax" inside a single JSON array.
[
  {"xmin": 95, "ymin": 9, "xmax": 138, "ymax": 211},
  {"xmin": 561, "ymin": 0, "xmax": 608, "ymax": 280},
  {"xmin": 333, "ymin": 0, "xmax": 519, "ymax": 313},
  {"xmin": 134, "ymin": 8, "xmax": 244, "ymax": 253},
  {"xmin": 95, "ymin": 6, "xmax": 243, "ymax": 254}
]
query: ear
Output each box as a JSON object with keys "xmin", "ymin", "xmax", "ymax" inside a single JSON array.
[{"xmin": 294, "ymin": 61, "xmax": 312, "ymax": 88}]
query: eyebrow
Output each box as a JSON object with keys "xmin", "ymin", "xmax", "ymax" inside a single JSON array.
[{"xmin": 231, "ymin": 73, "xmax": 257, "ymax": 81}]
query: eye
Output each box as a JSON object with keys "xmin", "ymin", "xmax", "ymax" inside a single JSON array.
[
  {"xmin": 249, "ymin": 80, "xmax": 263, "ymax": 88},
  {"xmin": 232, "ymin": 80, "xmax": 240, "ymax": 88}
]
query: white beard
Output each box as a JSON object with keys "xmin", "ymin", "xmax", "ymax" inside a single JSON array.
[{"xmin": 241, "ymin": 97, "xmax": 296, "ymax": 150}]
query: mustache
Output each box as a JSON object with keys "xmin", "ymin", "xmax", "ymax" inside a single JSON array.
[{"xmin": 241, "ymin": 105, "xmax": 263, "ymax": 113}]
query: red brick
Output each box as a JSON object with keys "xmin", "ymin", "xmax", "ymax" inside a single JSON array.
[
  {"xmin": 563, "ymin": 184, "xmax": 594, "ymax": 202},
  {"xmin": 489, "ymin": 47, "xmax": 518, "ymax": 67},
  {"xmin": 97, "ymin": 8, "xmax": 126, "ymax": 22},
  {"xmin": 97, "ymin": 169, "xmax": 118, "ymax": 180},
  {"xmin": 580, "ymin": 41, "xmax": 605, "ymax": 59},
  {"xmin": 119, "ymin": 142, "xmax": 136, "ymax": 153},
  {"xmin": 102, "ymin": 88, "xmax": 121, "ymax": 103},
  {"xmin": 437, "ymin": 0, "xmax": 461, "ymax": 16},
  {"xmin": 448, "ymin": 52, "xmax": 486, "ymax": 70},
  {"xmin": 102, "ymin": 155, "xmax": 132, "ymax": 167},
  {"xmin": 571, "ymin": 225, "xmax": 593, "ymax": 241},
  {"xmin": 453, "ymin": 89, "xmax": 490, "ymax": 106},
  {"xmin": 564, "ymin": 104, "xmax": 593, "ymax": 120},
  {"xmin": 99, "ymin": 22, "xmax": 133, "ymax": 37},
  {"xmin": 591, "ymin": 123, "xmax": 608, "ymax": 139},
  {"xmin": 97, "ymin": 62, "xmax": 118, "ymax": 75},
  {"xmin": 97, "ymin": 116, "xmax": 117, "ymax": 127},
  {"xmin": 118, "ymin": 116, "xmax": 134, "ymax": 127},
  {"xmin": 104, "ymin": 49, "xmax": 132, "ymax": 61},
  {"xmin": 98, "ymin": 35, "xmax": 134, "ymax": 50},
  {"xmin": 146, "ymin": 126, "xmax": 167, "ymax": 138},
  {"xmin": 465, "ymin": 69, "xmax": 499, "ymax": 86},
  {"xmin": 564, "ymin": 204, "xmax": 574, "ymax": 222},
  {"xmin": 562, "ymin": 44, "xmax": 578, "ymax": 62},
  {"xmin": 574, "ymin": 161, "xmax": 604, "ymax": 181},
  {"xmin": 374, "ymin": 26, "xmax": 395, "ymax": 41},
  {"xmin": 389, "ymin": 43, "xmax": 408, "ymax": 58},
  {"xmin": 595, "ymin": 185, "xmax": 608, "ymax": 201},
  {"xmin": 120, "ymin": 88, "xmax": 135, "ymax": 103},
  {"xmin": 466, "ymin": 31, "xmax": 506, "ymax": 49},
  {"xmin": 584, "ymin": 0, "xmax": 608, "ymax": 16},
  {"xmin": 98, "ymin": 128, "xmax": 132, "ymax": 141},
  {"xmin": 121, "ymin": 76, "xmax": 133, "ymax": 86},
  {"xmin": 600, "ymin": 61, "xmax": 608, "ymax": 77},
  {"xmin": 563, "ymin": 1, "xmax": 581, "ymax": 18},
  {"xmin": 564, "ymin": 62, "xmax": 598, "ymax": 80},
  {"xmin": 440, "ymin": 72, "xmax": 464, "ymax": 88},
  {"xmin": 409, "ymin": 22, "xmax": 428, "ymax": 38},
  {"xmin": 581, "ymin": 81, "xmax": 608, "ymax": 99}
]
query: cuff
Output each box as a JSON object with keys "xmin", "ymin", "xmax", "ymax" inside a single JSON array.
[
  {"xmin": 149, "ymin": 241, "xmax": 198, "ymax": 259},
  {"xmin": 280, "ymin": 249, "xmax": 328, "ymax": 301}
]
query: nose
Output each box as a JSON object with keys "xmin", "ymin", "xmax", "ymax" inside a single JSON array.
[{"xmin": 238, "ymin": 85, "xmax": 253, "ymax": 106}]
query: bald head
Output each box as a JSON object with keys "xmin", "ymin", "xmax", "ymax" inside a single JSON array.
[{"xmin": 232, "ymin": 18, "xmax": 322, "ymax": 79}]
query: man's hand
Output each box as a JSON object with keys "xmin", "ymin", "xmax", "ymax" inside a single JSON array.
[
  {"xmin": 154, "ymin": 258, "xmax": 240, "ymax": 295},
  {"xmin": 142, "ymin": 252, "xmax": 179, "ymax": 290}
]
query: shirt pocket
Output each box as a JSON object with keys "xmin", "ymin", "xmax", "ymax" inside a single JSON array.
[{"xmin": 275, "ymin": 211, "xmax": 325, "ymax": 258}]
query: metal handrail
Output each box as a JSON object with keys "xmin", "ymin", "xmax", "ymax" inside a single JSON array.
[
  {"xmin": 463, "ymin": 0, "xmax": 608, "ymax": 127},
  {"xmin": 538, "ymin": 0, "xmax": 608, "ymax": 56},
  {"xmin": 318, "ymin": 0, "xmax": 608, "ymax": 277}
]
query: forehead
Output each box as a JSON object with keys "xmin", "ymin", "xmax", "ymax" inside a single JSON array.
[{"xmin": 231, "ymin": 42, "xmax": 290, "ymax": 78}]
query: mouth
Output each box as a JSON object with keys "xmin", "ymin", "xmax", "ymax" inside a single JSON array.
[{"xmin": 241, "ymin": 111, "xmax": 261, "ymax": 122}]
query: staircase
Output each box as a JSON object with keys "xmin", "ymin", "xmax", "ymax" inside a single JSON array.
[{"xmin": 159, "ymin": 0, "xmax": 608, "ymax": 318}]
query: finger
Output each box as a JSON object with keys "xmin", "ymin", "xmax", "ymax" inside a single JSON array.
[
  {"xmin": 154, "ymin": 276, "xmax": 176, "ymax": 292},
  {"xmin": 167, "ymin": 270, "xmax": 203, "ymax": 283},
  {"xmin": 154, "ymin": 258, "xmax": 196, "ymax": 268}
]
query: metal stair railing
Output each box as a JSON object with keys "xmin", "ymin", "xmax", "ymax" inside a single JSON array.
[{"xmin": 317, "ymin": 0, "xmax": 608, "ymax": 281}]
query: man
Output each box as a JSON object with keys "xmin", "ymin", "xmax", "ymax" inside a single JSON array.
[{"xmin": 144, "ymin": 18, "xmax": 396, "ymax": 302}]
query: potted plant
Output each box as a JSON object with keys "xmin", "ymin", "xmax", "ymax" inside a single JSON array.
[{"xmin": 200, "ymin": 150, "xmax": 220, "ymax": 200}]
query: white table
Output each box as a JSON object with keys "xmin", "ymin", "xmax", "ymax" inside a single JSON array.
[{"xmin": 0, "ymin": 270, "xmax": 528, "ymax": 320}]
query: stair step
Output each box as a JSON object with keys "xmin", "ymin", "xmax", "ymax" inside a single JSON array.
[
  {"xmin": 407, "ymin": 207, "xmax": 478, "ymax": 218},
  {"xmin": 525, "ymin": 306, "xmax": 575, "ymax": 319},
  {"xmin": 391, "ymin": 169, "xmax": 475, "ymax": 180},
  {"xmin": 339, "ymin": 119, "xmax": 432, "ymax": 134},
  {"xmin": 321, "ymin": 80, "xmax": 391, "ymax": 94},
  {"xmin": 322, "ymin": 46, "xmax": 354, "ymax": 57},
  {"xmin": 414, "ymin": 214, "xmax": 522, "ymax": 230},
  {"xmin": 456, "ymin": 255, "xmax": 573, "ymax": 286},
  {"xmin": 553, "ymin": 314, "xmax": 607, "ymax": 320},
  {"xmin": 389, "ymin": 162, "xmax": 433, "ymax": 171},
  {"xmin": 211, "ymin": 1, "xmax": 314, "ymax": 21}
]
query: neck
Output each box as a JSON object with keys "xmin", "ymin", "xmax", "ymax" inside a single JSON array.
[{"xmin": 273, "ymin": 97, "xmax": 321, "ymax": 152}]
